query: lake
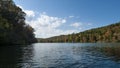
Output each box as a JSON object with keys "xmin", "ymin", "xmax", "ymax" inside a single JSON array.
[{"xmin": 0, "ymin": 43, "xmax": 120, "ymax": 68}]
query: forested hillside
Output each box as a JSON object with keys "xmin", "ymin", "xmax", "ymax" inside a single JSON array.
[
  {"xmin": 0, "ymin": 0, "xmax": 37, "ymax": 44},
  {"xmin": 38, "ymin": 22, "xmax": 120, "ymax": 43}
]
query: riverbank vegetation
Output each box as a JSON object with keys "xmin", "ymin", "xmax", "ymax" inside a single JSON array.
[{"xmin": 0, "ymin": 0, "xmax": 37, "ymax": 44}]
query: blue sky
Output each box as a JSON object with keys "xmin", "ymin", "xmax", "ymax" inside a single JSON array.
[{"xmin": 14, "ymin": 0, "xmax": 120, "ymax": 38}]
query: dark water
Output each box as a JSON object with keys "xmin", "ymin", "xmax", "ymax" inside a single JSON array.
[{"xmin": 0, "ymin": 43, "xmax": 120, "ymax": 68}]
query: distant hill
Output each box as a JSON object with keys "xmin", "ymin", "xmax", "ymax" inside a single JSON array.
[{"xmin": 38, "ymin": 22, "xmax": 120, "ymax": 43}]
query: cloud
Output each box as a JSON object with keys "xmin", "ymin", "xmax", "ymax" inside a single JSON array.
[
  {"xmin": 26, "ymin": 12, "xmax": 66, "ymax": 28},
  {"xmin": 87, "ymin": 23, "xmax": 93, "ymax": 26},
  {"xmin": 70, "ymin": 22, "xmax": 82, "ymax": 28},
  {"xmin": 35, "ymin": 28, "xmax": 79, "ymax": 38},
  {"xmin": 17, "ymin": 5, "xmax": 35, "ymax": 18},
  {"xmin": 25, "ymin": 12, "xmax": 79, "ymax": 38},
  {"xmin": 17, "ymin": 5, "xmax": 23, "ymax": 9},
  {"xmin": 24, "ymin": 10, "xmax": 35, "ymax": 17},
  {"xmin": 69, "ymin": 16, "xmax": 74, "ymax": 18}
]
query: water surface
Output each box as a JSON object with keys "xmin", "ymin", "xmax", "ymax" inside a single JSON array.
[{"xmin": 0, "ymin": 43, "xmax": 120, "ymax": 68}]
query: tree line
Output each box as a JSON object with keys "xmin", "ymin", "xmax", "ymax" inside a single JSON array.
[
  {"xmin": 0, "ymin": 0, "xmax": 37, "ymax": 44},
  {"xmin": 38, "ymin": 22, "xmax": 120, "ymax": 43}
]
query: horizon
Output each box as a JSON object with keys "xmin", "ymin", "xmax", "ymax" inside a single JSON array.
[{"xmin": 13, "ymin": 0, "xmax": 120, "ymax": 38}]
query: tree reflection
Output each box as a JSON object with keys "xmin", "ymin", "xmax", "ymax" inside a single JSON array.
[
  {"xmin": 0, "ymin": 45, "xmax": 34, "ymax": 68},
  {"xmin": 98, "ymin": 45, "xmax": 120, "ymax": 62},
  {"xmin": 71, "ymin": 43, "xmax": 120, "ymax": 62},
  {"xmin": 85, "ymin": 45, "xmax": 120, "ymax": 62}
]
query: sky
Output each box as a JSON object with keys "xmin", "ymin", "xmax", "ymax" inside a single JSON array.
[{"xmin": 13, "ymin": 0, "xmax": 120, "ymax": 38}]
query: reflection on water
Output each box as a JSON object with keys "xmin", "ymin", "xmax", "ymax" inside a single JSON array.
[
  {"xmin": 0, "ymin": 43, "xmax": 120, "ymax": 68},
  {"xmin": 0, "ymin": 45, "xmax": 34, "ymax": 68},
  {"xmin": 96, "ymin": 45, "xmax": 120, "ymax": 62}
]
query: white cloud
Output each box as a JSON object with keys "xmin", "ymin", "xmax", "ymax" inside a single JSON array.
[
  {"xmin": 17, "ymin": 5, "xmax": 35, "ymax": 18},
  {"xmin": 17, "ymin": 5, "xmax": 23, "ymax": 9},
  {"xmin": 70, "ymin": 22, "xmax": 82, "ymax": 28},
  {"xmin": 87, "ymin": 23, "xmax": 92, "ymax": 26},
  {"xmin": 35, "ymin": 28, "xmax": 79, "ymax": 38},
  {"xmin": 69, "ymin": 16, "xmax": 74, "ymax": 18},
  {"xmin": 27, "ymin": 13, "xmax": 66, "ymax": 28},
  {"xmin": 24, "ymin": 10, "xmax": 35, "ymax": 17},
  {"xmin": 25, "ymin": 12, "xmax": 79, "ymax": 38}
]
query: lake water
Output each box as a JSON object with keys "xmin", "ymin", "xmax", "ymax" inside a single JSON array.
[{"xmin": 0, "ymin": 43, "xmax": 120, "ymax": 68}]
